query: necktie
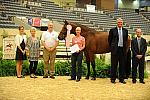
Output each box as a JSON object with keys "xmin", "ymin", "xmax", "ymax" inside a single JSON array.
[
  {"xmin": 138, "ymin": 38, "xmax": 141, "ymax": 51},
  {"xmin": 118, "ymin": 28, "xmax": 123, "ymax": 47}
]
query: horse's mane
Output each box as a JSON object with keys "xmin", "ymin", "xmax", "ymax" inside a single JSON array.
[{"xmin": 69, "ymin": 22, "xmax": 97, "ymax": 34}]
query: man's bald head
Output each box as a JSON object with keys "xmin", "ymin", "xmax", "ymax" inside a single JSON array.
[
  {"xmin": 136, "ymin": 28, "xmax": 142, "ymax": 38},
  {"xmin": 48, "ymin": 22, "xmax": 53, "ymax": 32}
]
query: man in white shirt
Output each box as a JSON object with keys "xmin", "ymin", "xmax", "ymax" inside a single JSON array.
[{"xmin": 41, "ymin": 22, "xmax": 59, "ymax": 79}]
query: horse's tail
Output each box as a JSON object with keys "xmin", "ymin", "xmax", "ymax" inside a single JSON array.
[{"xmin": 125, "ymin": 49, "xmax": 131, "ymax": 79}]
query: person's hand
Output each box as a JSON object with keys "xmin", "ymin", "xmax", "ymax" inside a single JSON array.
[
  {"xmin": 76, "ymin": 50, "xmax": 80, "ymax": 53},
  {"xmin": 136, "ymin": 55, "xmax": 143, "ymax": 59},
  {"xmin": 48, "ymin": 47, "xmax": 55, "ymax": 52},
  {"xmin": 22, "ymin": 50, "xmax": 26, "ymax": 55},
  {"xmin": 25, "ymin": 47, "xmax": 29, "ymax": 51}
]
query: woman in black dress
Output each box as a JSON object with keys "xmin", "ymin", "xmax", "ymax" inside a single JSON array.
[{"xmin": 15, "ymin": 26, "xmax": 27, "ymax": 78}]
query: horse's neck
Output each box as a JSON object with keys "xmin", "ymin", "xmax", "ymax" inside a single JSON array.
[{"xmin": 80, "ymin": 28, "xmax": 91, "ymax": 36}]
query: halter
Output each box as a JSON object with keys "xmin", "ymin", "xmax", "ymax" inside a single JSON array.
[{"xmin": 65, "ymin": 25, "xmax": 72, "ymax": 63}]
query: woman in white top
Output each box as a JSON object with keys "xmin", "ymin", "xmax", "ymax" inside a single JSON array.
[{"xmin": 15, "ymin": 26, "xmax": 27, "ymax": 78}]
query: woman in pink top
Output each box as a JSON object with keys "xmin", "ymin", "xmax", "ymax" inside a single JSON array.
[{"xmin": 69, "ymin": 27, "xmax": 85, "ymax": 82}]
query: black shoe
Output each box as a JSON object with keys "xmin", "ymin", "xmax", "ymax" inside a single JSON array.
[
  {"xmin": 140, "ymin": 81, "xmax": 145, "ymax": 84},
  {"xmin": 85, "ymin": 76, "xmax": 89, "ymax": 80},
  {"xmin": 76, "ymin": 79, "xmax": 80, "ymax": 82},
  {"xmin": 119, "ymin": 80, "xmax": 126, "ymax": 84},
  {"xmin": 50, "ymin": 76, "xmax": 55, "ymax": 79},
  {"xmin": 43, "ymin": 76, "xmax": 48, "ymax": 78},
  {"xmin": 132, "ymin": 80, "xmax": 136, "ymax": 84},
  {"xmin": 68, "ymin": 78, "xmax": 76, "ymax": 80},
  {"xmin": 111, "ymin": 80, "xmax": 116, "ymax": 84},
  {"xmin": 17, "ymin": 75, "xmax": 25, "ymax": 78},
  {"xmin": 91, "ymin": 77, "xmax": 96, "ymax": 80}
]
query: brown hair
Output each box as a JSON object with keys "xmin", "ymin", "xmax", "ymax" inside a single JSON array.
[{"xmin": 18, "ymin": 26, "xmax": 24, "ymax": 30}]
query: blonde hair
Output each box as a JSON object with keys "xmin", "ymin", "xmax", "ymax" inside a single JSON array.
[{"xmin": 30, "ymin": 27, "xmax": 36, "ymax": 31}]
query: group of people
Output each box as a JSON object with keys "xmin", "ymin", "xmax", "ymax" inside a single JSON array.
[
  {"xmin": 15, "ymin": 22, "xmax": 59, "ymax": 79},
  {"xmin": 15, "ymin": 18, "xmax": 147, "ymax": 84},
  {"xmin": 108, "ymin": 18, "xmax": 147, "ymax": 84}
]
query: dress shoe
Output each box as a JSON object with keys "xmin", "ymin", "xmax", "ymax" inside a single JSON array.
[
  {"xmin": 68, "ymin": 78, "xmax": 76, "ymax": 80},
  {"xmin": 85, "ymin": 76, "xmax": 89, "ymax": 80},
  {"xmin": 140, "ymin": 81, "xmax": 145, "ymax": 84},
  {"xmin": 76, "ymin": 79, "xmax": 80, "ymax": 82},
  {"xmin": 50, "ymin": 76, "xmax": 55, "ymax": 79},
  {"xmin": 91, "ymin": 77, "xmax": 96, "ymax": 80},
  {"xmin": 132, "ymin": 80, "xmax": 136, "ymax": 84},
  {"xmin": 119, "ymin": 80, "xmax": 126, "ymax": 84},
  {"xmin": 111, "ymin": 80, "xmax": 116, "ymax": 84},
  {"xmin": 43, "ymin": 75, "xmax": 48, "ymax": 78}
]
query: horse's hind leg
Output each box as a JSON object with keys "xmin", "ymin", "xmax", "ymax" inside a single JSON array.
[{"xmin": 91, "ymin": 60, "xmax": 96, "ymax": 80}]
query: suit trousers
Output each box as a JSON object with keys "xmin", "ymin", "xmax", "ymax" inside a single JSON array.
[
  {"xmin": 132, "ymin": 57, "xmax": 145, "ymax": 81},
  {"xmin": 111, "ymin": 47, "xmax": 125, "ymax": 81}
]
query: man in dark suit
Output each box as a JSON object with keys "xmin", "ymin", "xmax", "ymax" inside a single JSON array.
[
  {"xmin": 131, "ymin": 28, "xmax": 147, "ymax": 84},
  {"xmin": 108, "ymin": 18, "xmax": 128, "ymax": 84}
]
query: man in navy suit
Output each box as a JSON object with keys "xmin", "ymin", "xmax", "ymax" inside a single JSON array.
[
  {"xmin": 108, "ymin": 18, "xmax": 128, "ymax": 84},
  {"xmin": 131, "ymin": 28, "xmax": 147, "ymax": 84}
]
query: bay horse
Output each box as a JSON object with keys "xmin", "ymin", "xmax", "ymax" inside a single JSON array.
[{"xmin": 58, "ymin": 20, "xmax": 131, "ymax": 80}]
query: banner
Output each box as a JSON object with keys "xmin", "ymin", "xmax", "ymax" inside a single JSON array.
[
  {"xmin": 28, "ymin": 17, "xmax": 32, "ymax": 25},
  {"xmin": 41, "ymin": 18, "xmax": 49, "ymax": 26},
  {"xmin": 86, "ymin": 4, "xmax": 95, "ymax": 12},
  {"xmin": 3, "ymin": 38, "xmax": 15, "ymax": 59},
  {"xmin": 32, "ymin": 18, "xmax": 41, "ymax": 27}
]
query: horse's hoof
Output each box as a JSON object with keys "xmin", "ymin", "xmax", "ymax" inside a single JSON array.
[
  {"xmin": 91, "ymin": 77, "xmax": 96, "ymax": 80},
  {"xmin": 85, "ymin": 77, "xmax": 89, "ymax": 80}
]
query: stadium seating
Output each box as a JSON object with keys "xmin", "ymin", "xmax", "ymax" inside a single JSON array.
[
  {"xmin": 140, "ymin": 12, "xmax": 150, "ymax": 20},
  {"xmin": 0, "ymin": 15, "xmax": 18, "ymax": 28},
  {"xmin": 0, "ymin": 0, "xmax": 149, "ymax": 34},
  {"xmin": 107, "ymin": 9, "xmax": 150, "ymax": 34}
]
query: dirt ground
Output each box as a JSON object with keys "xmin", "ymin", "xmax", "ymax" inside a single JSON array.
[{"xmin": 0, "ymin": 76, "xmax": 150, "ymax": 100}]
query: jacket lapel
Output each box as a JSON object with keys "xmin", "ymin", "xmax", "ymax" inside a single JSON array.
[{"xmin": 115, "ymin": 27, "xmax": 119, "ymax": 39}]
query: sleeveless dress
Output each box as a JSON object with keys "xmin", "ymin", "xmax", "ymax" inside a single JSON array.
[{"xmin": 15, "ymin": 39, "xmax": 27, "ymax": 60}]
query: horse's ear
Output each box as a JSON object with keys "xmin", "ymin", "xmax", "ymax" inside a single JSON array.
[{"xmin": 64, "ymin": 20, "xmax": 69, "ymax": 25}]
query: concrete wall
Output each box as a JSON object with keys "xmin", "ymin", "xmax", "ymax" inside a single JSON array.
[{"xmin": 97, "ymin": 0, "xmax": 115, "ymax": 10}]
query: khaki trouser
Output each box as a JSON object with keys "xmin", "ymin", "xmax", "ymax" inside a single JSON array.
[{"xmin": 43, "ymin": 48, "xmax": 56, "ymax": 76}]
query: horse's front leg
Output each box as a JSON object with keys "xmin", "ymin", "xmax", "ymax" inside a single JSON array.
[
  {"xmin": 84, "ymin": 51, "xmax": 90, "ymax": 80},
  {"xmin": 89, "ymin": 53, "xmax": 96, "ymax": 80}
]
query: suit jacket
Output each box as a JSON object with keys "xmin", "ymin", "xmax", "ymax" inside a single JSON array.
[
  {"xmin": 108, "ymin": 27, "xmax": 128, "ymax": 55},
  {"xmin": 131, "ymin": 37, "xmax": 147, "ymax": 57}
]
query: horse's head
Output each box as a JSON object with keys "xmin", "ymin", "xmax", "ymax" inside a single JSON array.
[{"xmin": 58, "ymin": 20, "xmax": 76, "ymax": 40}]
